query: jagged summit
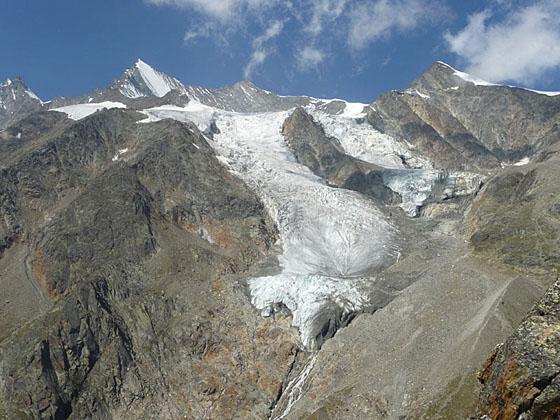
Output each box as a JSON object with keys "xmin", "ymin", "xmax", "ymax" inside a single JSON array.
[
  {"xmin": 0, "ymin": 76, "xmax": 41, "ymax": 101},
  {"xmin": 113, "ymin": 58, "xmax": 186, "ymax": 99},
  {"xmin": 0, "ymin": 76, "xmax": 43, "ymax": 128}
]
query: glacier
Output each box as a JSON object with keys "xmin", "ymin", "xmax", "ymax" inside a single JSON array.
[{"xmin": 210, "ymin": 110, "xmax": 398, "ymax": 349}]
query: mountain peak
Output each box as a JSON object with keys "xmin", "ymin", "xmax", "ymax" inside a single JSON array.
[
  {"xmin": 114, "ymin": 59, "xmax": 185, "ymax": 99},
  {"xmin": 0, "ymin": 76, "xmax": 42, "ymax": 103},
  {"xmin": 134, "ymin": 58, "xmax": 149, "ymax": 67}
]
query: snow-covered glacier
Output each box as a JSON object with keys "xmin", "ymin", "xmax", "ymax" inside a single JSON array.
[{"xmin": 210, "ymin": 111, "xmax": 398, "ymax": 349}]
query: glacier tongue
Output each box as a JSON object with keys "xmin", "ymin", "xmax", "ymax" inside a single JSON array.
[
  {"xmin": 209, "ymin": 111, "xmax": 398, "ymax": 350},
  {"xmin": 137, "ymin": 102, "xmax": 483, "ymax": 348}
]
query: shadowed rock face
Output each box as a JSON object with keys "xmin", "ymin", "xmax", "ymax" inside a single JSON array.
[
  {"xmin": 282, "ymin": 107, "xmax": 397, "ymax": 203},
  {"xmin": 0, "ymin": 78, "xmax": 44, "ymax": 130},
  {"xmin": 0, "ymin": 109, "xmax": 298, "ymax": 419}
]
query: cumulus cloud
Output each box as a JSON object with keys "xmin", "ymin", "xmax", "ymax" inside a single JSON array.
[
  {"xmin": 244, "ymin": 20, "xmax": 285, "ymax": 78},
  {"xmin": 347, "ymin": 0, "xmax": 444, "ymax": 50},
  {"xmin": 296, "ymin": 46, "xmax": 326, "ymax": 70},
  {"xmin": 445, "ymin": 1, "xmax": 560, "ymax": 84}
]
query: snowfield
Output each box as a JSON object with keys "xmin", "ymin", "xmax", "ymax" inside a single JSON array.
[
  {"xmin": 51, "ymin": 101, "xmax": 127, "ymax": 120},
  {"xmin": 139, "ymin": 102, "xmax": 217, "ymax": 133}
]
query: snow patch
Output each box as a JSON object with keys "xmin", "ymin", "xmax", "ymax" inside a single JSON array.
[
  {"xmin": 112, "ymin": 148, "xmax": 129, "ymax": 162},
  {"xmin": 524, "ymin": 89, "xmax": 560, "ymax": 97},
  {"xmin": 405, "ymin": 89, "xmax": 431, "ymax": 99},
  {"xmin": 138, "ymin": 101, "xmax": 216, "ymax": 133},
  {"xmin": 339, "ymin": 101, "xmax": 367, "ymax": 118},
  {"xmin": 135, "ymin": 59, "xmax": 175, "ymax": 97},
  {"xmin": 514, "ymin": 157, "xmax": 530, "ymax": 166},
  {"xmin": 51, "ymin": 102, "xmax": 127, "ymax": 120},
  {"xmin": 438, "ymin": 61, "xmax": 560, "ymax": 96},
  {"xmin": 25, "ymin": 89, "xmax": 41, "ymax": 102}
]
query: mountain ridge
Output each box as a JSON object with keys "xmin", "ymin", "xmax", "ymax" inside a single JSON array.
[{"xmin": 1, "ymin": 58, "xmax": 559, "ymax": 419}]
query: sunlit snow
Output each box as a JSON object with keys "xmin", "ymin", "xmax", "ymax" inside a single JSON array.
[
  {"xmin": 50, "ymin": 102, "xmax": 127, "ymax": 120},
  {"xmin": 138, "ymin": 102, "xmax": 216, "ymax": 133},
  {"xmin": 135, "ymin": 59, "xmax": 175, "ymax": 97},
  {"xmin": 438, "ymin": 61, "xmax": 560, "ymax": 96}
]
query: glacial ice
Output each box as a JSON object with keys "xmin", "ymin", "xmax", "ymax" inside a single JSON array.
[
  {"xmin": 209, "ymin": 111, "xmax": 398, "ymax": 349},
  {"xmin": 306, "ymin": 107, "xmax": 432, "ymax": 169},
  {"xmin": 382, "ymin": 170, "xmax": 482, "ymax": 217}
]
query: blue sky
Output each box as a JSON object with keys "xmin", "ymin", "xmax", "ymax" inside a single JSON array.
[{"xmin": 1, "ymin": 0, "xmax": 559, "ymax": 102}]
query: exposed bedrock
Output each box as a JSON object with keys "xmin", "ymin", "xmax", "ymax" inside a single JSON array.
[{"xmin": 0, "ymin": 109, "xmax": 297, "ymax": 419}]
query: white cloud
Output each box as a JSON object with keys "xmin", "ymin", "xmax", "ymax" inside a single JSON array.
[
  {"xmin": 445, "ymin": 1, "xmax": 560, "ymax": 84},
  {"xmin": 296, "ymin": 46, "xmax": 326, "ymax": 70},
  {"xmin": 184, "ymin": 22, "xmax": 215, "ymax": 44},
  {"xmin": 243, "ymin": 20, "xmax": 285, "ymax": 78},
  {"xmin": 145, "ymin": 0, "xmax": 276, "ymax": 21},
  {"xmin": 347, "ymin": 0, "xmax": 444, "ymax": 50},
  {"xmin": 146, "ymin": 0, "xmax": 236, "ymax": 20},
  {"xmin": 306, "ymin": 0, "xmax": 349, "ymax": 35}
]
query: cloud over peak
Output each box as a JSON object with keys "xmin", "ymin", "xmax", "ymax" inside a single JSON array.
[{"xmin": 445, "ymin": 0, "xmax": 560, "ymax": 85}]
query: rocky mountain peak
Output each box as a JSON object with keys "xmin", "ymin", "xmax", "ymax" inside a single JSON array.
[
  {"xmin": 0, "ymin": 76, "xmax": 41, "ymax": 100},
  {"xmin": 112, "ymin": 58, "xmax": 186, "ymax": 99},
  {"xmin": 0, "ymin": 76, "xmax": 43, "ymax": 129}
]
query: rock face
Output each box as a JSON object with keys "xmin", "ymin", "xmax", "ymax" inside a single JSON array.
[
  {"xmin": 468, "ymin": 133, "xmax": 560, "ymax": 418},
  {"xmin": 282, "ymin": 107, "xmax": 396, "ymax": 202},
  {"xmin": 464, "ymin": 121, "xmax": 560, "ymax": 272},
  {"xmin": 0, "ymin": 78, "xmax": 43, "ymax": 129},
  {"xmin": 368, "ymin": 62, "xmax": 560, "ymax": 171},
  {"xmin": 477, "ymin": 280, "xmax": 560, "ymax": 420},
  {"xmin": 0, "ymin": 108, "xmax": 298, "ymax": 418}
]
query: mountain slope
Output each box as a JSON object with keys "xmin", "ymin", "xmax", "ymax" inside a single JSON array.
[
  {"xmin": 368, "ymin": 61, "xmax": 560, "ymax": 171},
  {"xmin": 1, "ymin": 60, "xmax": 559, "ymax": 419}
]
